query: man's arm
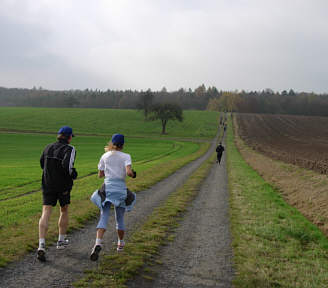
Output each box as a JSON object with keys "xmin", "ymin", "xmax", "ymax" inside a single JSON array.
[
  {"xmin": 62, "ymin": 146, "xmax": 77, "ymax": 178},
  {"xmin": 98, "ymin": 170, "xmax": 105, "ymax": 178},
  {"xmin": 40, "ymin": 152, "xmax": 45, "ymax": 169}
]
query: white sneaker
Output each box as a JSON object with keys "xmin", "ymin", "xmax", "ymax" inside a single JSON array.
[
  {"xmin": 56, "ymin": 238, "xmax": 69, "ymax": 250},
  {"xmin": 37, "ymin": 243, "xmax": 46, "ymax": 262},
  {"xmin": 117, "ymin": 240, "xmax": 125, "ymax": 252}
]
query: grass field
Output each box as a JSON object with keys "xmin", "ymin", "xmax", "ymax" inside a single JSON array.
[
  {"xmin": 0, "ymin": 107, "xmax": 218, "ymax": 139},
  {"xmin": 0, "ymin": 107, "xmax": 218, "ymax": 267},
  {"xmin": 0, "ymin": 141, "xmax": 210, "ymax": 267},
  {"xmin": 0, "ymin": 133, "xmax": 193, "ymax": 192},
  {"xmin": 228, "ymin": 116, "xmax": 328, "ymax": 287}
]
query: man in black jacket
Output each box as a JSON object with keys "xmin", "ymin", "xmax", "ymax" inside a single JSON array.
[
  {"xmin": 216, "ymin": 142, "xmax": 225, "ymax": 165},
  {"xmin": 37, "ymin": 126, "xmax": 78, "ymax": 262}
]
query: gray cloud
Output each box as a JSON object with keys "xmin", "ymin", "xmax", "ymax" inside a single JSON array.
[{"xmin": 0, "ymin": 0, "xmax": 327, "ymax": 92}]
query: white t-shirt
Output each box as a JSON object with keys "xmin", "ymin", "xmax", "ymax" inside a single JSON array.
[{"xmin": 98, "ymin": 151, "xmax": 132, "ymax": 179}]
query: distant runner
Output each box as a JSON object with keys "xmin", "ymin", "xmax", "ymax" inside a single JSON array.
[
  {"xmin": 37, "ymin": 126, "xmax": 78, "ymax": 262},
  {"xmin": 216, "ymin": 142, "xmax": 225, "ymax": 164},
  {"xmin": 90, "ymin": 133, "xmax": 136, "ymax": 261}
]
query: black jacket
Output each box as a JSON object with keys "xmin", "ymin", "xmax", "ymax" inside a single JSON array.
[
  {"xmin": 216, "ymin": 145, "xmax": 225, "ymax": 155},
  {"xmin": 40, "ymin": 139, "xmax": 77, "ymax": 192}
]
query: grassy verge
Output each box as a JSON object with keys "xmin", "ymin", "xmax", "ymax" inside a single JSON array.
[
  {"xmin": 233, "ymin": 115, "xmax": 328, "ymax": 237},
  {"xmin": 0, "ymin": 142, "xmax": 209, "ymax": 267},
  {"xmin": 74, "ymin": 153, "xmax": 216, "ymax": 287},
  {"xmin": 227, "ymin": 117, "xmax": 328, "ymax": 287}
]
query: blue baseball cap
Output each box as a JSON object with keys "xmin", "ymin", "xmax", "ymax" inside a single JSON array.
[
  {"xmin": 111, "ymin": 133, "xmax": 124, "ymax": 145},
  {"xmin": 58, "ymin": 126, "xmax": 75, "ymax": 137}
]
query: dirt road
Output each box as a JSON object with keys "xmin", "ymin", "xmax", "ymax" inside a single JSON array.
[
  {"xmin": 0, "ymin": 132, "xmax": 223, "ymax": 288},
  {"xmin": 128, "ymin": 145, "xmax": 233, "ymax": 288}
]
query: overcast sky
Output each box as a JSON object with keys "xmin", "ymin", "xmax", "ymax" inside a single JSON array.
[{"xmin": 0, "ymin": 0, "xmax": 327, "ymax": 92}]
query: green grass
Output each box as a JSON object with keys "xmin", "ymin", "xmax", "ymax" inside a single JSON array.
[
  {"xmin": 227, "ymin": 117, "xmax": 328, "ymax": 287},
  {"xmin": 0, "ymin": 107, "xmax": 219, "ymax": 267},
  {"xmin": 0, "ymin": 139, "xmax": 202, "ymax": 227},
  {"xmin": 74, "ymin": 153, "xmax": 216, "ymax": 288},
  {"xmin": 0, "ymin": 141, "xmax": 210, "ymax": 267},
  {"xmin": 0, "ymin": 133, "xmax": 195, "ymax": 193},
  {"xmin": 0, "ymin": 107, "xmax": 219, "ymax": 139}
]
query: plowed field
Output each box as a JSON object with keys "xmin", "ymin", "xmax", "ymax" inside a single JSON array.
[{"xmin": 236, "ymin": 113, "xmax": 328, "ymax": 174}]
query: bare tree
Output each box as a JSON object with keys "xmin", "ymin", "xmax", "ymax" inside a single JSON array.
[{"xmin": 148, "ymin": 103, "xmax": 183, "ymax": 134}]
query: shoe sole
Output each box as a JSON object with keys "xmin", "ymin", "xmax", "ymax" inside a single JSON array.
[
  {"xmin": 90, "ymin": 245, "xmax": 102, "ymax": 261},
  {"xmin": 37, "ymin": 250, "xmax": 46, "ymax": 262},
  {"xmin": 56, "ymin": 245, "xmax": 67, "ymax": 250},
  {"xmin": 56, "ymin": 240, "xmax": 69, "ymax": 250},
  {"xmin": 117, "ymin": 245, "xmax": 124, "ymax": 252},
  {"xmin": 56, "ymin": 243, "xmax": 69, "ymax": 250}
]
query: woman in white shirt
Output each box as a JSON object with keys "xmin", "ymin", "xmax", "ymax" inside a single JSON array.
[{"xmin": 90, "ymin": 134, "xmax": 136, "ymax": 261}]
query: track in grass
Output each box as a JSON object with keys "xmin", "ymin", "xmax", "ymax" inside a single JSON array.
[{"xmin": 0, "ymin": 133, "xmax": 199, "ymax": 200}]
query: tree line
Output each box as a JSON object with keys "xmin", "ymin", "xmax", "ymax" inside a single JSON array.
[{"xmin": 1, "ymin": 86, "xmax": 328, "ymax": 116}]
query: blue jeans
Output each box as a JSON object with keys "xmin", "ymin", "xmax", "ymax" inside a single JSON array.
[{"xmin": 96, "ymin": 202, "xmax": 125, "ymax": 230}]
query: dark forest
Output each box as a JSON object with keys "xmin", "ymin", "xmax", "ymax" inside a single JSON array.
[{"xmin": 1, "ymin": 85, "xmax": 328, "ymax": 116}]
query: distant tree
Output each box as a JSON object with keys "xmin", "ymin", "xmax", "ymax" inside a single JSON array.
[
  {"xmin": 207, "ymin": 97, "xmax": 221, "ymax": 111},
  {"xmin": 160, "ymin": 86, "xmax": 167, "ymax": 93},
  {"xmin": 217, "ymin": 92, "xmax": 241, "ymax": 112},
  {"xmin": 148, "ymin": 103, "xmax": 183, "ymax": 134},
  {"xmin": 194, "ymin": 84, "xmax": 206, "ymax": 97},
  {"xmin": 207, "ymin": 86, "xmax": 219, "ymax": 98},
  {"xmin": 264, "ymin": 88, "xmax": 274, "ymax": 94},
  {"xmin": 138, "ymin": 89, "xmax": 154, "ymax": 119},
  {"xmin": 288, "ymin": 89, "xmax": 296, "ymax": 96},
  {"xmin": 65, "ymin": 95, "xmax": 79, "ymax": 107},
  {"xmin": 281, "ymin": 90, "xmax": 288, "ymax": 97}
]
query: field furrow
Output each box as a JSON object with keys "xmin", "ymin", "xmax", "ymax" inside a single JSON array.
[{"xmin": 236, "ymin": 113, "xmax": 328, "ymax": 174}]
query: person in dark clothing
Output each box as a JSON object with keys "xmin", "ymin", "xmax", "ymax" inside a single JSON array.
[
  {"xmin": 216, "ymin": 142, "xmax": 225, "ymax": 164},
  {"xmin": 37, "ymin": 126, "xmax": 78, "ymax": 262}
]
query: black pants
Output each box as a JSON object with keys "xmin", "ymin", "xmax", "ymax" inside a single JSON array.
[
  {"xmin": 217, "ymin": 153, "xmax": 223, "ymax": 163},
  {"xmin": 42, "ymin": 190, "xmax": 71, "ymax": 207}
]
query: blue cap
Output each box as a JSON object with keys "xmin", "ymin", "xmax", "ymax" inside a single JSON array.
[
  {"xmin": 58, "ymin": 126, "xmax": 74, "ymax": 137},
  {"xmin": 111, "ymin": 133, "xmax": 124, "ymax": 145}
]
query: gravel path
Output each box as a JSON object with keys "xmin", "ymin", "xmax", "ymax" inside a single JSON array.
[
  {"xmin": 128, "ymin": 141, "xmax": 233, "ymax": 288},
  {"xmin": 0, "ymin": 132, "xmax": 220, "ymax": 288}
]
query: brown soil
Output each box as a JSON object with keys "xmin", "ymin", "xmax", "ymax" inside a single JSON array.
[
  {"xmin": 236, "ymin": 113, "xmax": 328, "ymax": 174},
  {"xmin": 233, "ymin": 115, "xmax": 328, "ymax": 236}
]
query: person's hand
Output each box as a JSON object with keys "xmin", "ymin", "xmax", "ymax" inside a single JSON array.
[
  {"xmin": 132, "ymin": 170, "xmax": 137, "ymax": 178},
  {"xmin": 71, "ymin": 168, "xmax": 78, "ymax": 179}
]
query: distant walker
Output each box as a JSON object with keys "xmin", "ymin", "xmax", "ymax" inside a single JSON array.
[{"xmin": 216, "ymin": 142, "xmax": 225, "ymax": 165}]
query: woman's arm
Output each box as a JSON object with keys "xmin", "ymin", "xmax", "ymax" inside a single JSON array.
[
  {"xmin": 98, "ymin": 170, "xmax": 105, "ymax": 178},
  {"xmin": 126, "ymin": 165, "xmax": 136, "ymax": 178}
]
